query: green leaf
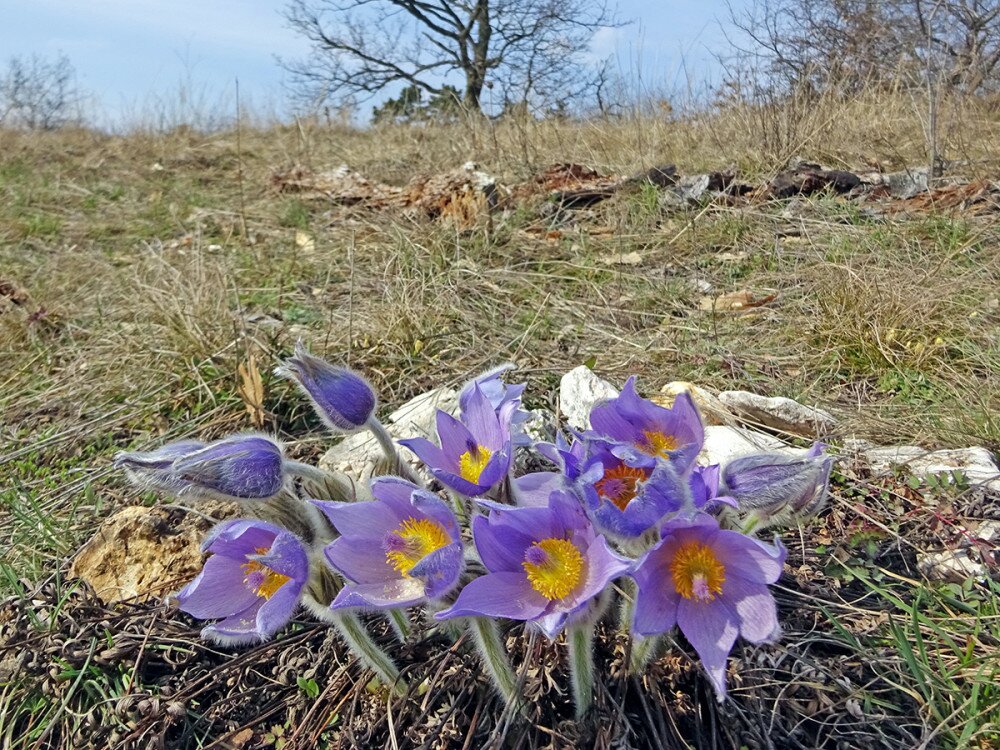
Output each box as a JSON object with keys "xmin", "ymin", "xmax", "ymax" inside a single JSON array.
[{"xmin": 297, "ymin": 676, "xmax": 320, "ymax": 699}]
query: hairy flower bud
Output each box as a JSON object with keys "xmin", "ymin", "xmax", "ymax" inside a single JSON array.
[
  {"xmin": 116, "ymin": 434, "xmax": 285, "ymax": 502},
  {"xmin": 276, "ymin": 342, "xmax": 377, "ymax": 433},
  {"xmin": 721, "ymin": 443, "xmax": 832, "ymax": 526}
]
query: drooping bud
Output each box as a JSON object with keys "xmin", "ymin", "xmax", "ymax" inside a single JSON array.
[
  {"xmin": 116, "ymin": 434, "xmax": 285, "ymax": 502},
  {"xmin": 721, "ymin": 443, "xmax": 832, "ymax": 527},
  {"xmin": 275, "ymin": 342, "xmax": 377, "ymax": 433}
]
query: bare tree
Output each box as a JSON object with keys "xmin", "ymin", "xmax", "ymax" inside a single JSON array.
[
  {"xmin": 914, "ymin": 0, "xmax": 1000, "ymax": 92},
  {"xmin": 0, "ymin": 53, "xmax": 79, "ymax": 130},
  {"xmin": 281, "ymin": 0, "xmax": 621, "ymax": 114},
  {"xmin": 725, "ymin": 0, "xmax": 1000, "ymax": 94}
]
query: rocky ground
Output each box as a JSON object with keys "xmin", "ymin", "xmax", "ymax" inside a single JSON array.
[{"xmin": 2, "ymin": 112, "xmax": 1000, "ymax": 748}]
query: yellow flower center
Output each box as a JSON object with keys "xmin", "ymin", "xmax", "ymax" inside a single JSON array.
[
  {"xmin": 641, "ymin": 430, "xmax": 679, "ymax": 457},
  {"xmin": 594, "ymin": 464, "xmax": 650, "ymax": 511},
  {"xmin": 670, "ymin": 541, "xmax": 726, "ymax": 602},
  {"xmin": 522, "ymin": 538, "xmax": 585, "ymax": 601},
  {"xmin": 241, "ymin": 547, "xmax": 291, "ymax": 600},
  {"xmin": 384, "ymin": 517, "xmax": 450, "ymax": 576},
  {"xmin": 458, "ymin": 445, "xmax": 493, "ymax": 484}
]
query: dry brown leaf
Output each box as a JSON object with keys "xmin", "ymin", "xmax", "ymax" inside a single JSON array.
[
  {"xmin": 226, "ymin": 728, "xmax": 254, "ymax": 748},
  {"xmin": 698, "ymin": 290, "xmax": 777, "ymax": 311},
  {"xmin": 238, "ymin": 353, "xmax": 265, "ymax": 428}
]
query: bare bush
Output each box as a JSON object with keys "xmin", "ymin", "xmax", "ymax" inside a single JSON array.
[{"xmin": 0, "ymin": 53, "xmax": 79, "ymax": 130}]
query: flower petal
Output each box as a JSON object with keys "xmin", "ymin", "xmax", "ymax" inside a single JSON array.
[
  {"xmin": 330, "ymin": 578, "xmax": 427, "ymax": 609},
  {"xmin": 201, "ymin": 599, "xmax": 266, "ymax": 645},
  {"xmin": 430, "ymin": 467, "xmax": 488, "ymax": 498},
  {"xmin": 713, "ymin": 529, "xmax": 786, "ymax": 584},
  {"xmin": 254, "ymin": 530, "xmax": 309, "ymax": 582},
  {"xmin": 677, "ymin": 598, "xmax": 739, "ymax": 701},
  {"xmin": 408, "ymin": 542, "xmax": 463, "ymax": 599},
  {"xmin": 324, "ymin": 536, "xmax": 396, "ymax": 584},
  {"xmin": 435, "ymin": 572, "xmax": 548, "ymax": 620},
  {"xmin": 434, "ymin": 410, "xmax": 475, "ymax": 469},
  {"xmin": 631, "ymin": 542, "xmax": 681, "ymax": 636},
  {"xmin": 573, "ymin": 533, "xmax": 631, "ymax": 603},
  {"xmin": 255, "ymin": 580, "xmax": 302, "ymax": 637},
  {"xmin": 398, "ymin": 436, "xmax": 448, "ymax": 471},
  {"xmin": 512, "ymin": 472, "xmax": 563, "ymax": 507},
  {"xmin": 202, "ymin": 519, "xmax": 280, "ymax": 560},
  {"xmin": 722, "ymin": 575, "xmax": 780, "ymax": 644},
  {"xmin": 312, "ymin": 498, "xmax": 408, "ymax": 539},
  {"xmin": 409, "ymin": 488, "xmax": 461, "ymax": 539},
  {"xmin": 471, "ymin": 514, "xmax": 531, "ymax": 572},
  {"xmin": 176, "ymin": 555, "xmax": 259, "ymax": 619},
  {"xmin": 462, "ymin": 383, "xmax": 505, "ymax": 450}
]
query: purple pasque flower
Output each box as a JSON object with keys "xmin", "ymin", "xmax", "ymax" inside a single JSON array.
[
  {"xmin": 276, "ymin": 341, "xmax": 377, "ymax": 433},
  {"xmin": 315, "ymin": 476, "xmax": 463, "ymax": 609},
  {"xmin": 631, "ymin": 514, "xmax": 786, "ymax": 701},
  {"xmin": 512, "ymin": 430, "xmax": 598, "ymax": 506},
  {"xmin": 517, "ymin": 434, "xmax": 691, "ymax": 540},
  {"xmin": 115, "ymin": 434, "xmax": 285, "ymax": 501},
  {"xmin": 399, "ymin": 384, "xmax": 514, "ymax": 497},
  {"xmin": 459, "ymin": 363, "xmax": 526, "ymax": 418},
  {"xmin": 459, "ymin": 363, "xmax": 533, "ymax": 446},
  {"xmin": 588, "ymin": 377, "xmax": 704, "ymax": 472},
  {"xmin": 176, "ymin": 519, "xmax": 309, "ymax": 645},
  {"xmin": 721, "ymin": 443, "xmax": 832, "ymax": 519},
  {"xmin": 436, "ymin": 491, "xmax": 630, "ymax": 638},
  {"xmin": 582, "ymin": 444, "xmax": 692, "ymax": 539}
]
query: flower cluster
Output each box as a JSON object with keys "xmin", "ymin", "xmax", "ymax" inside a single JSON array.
[{"xmin": 117, "ymin": 347, "xmax": 831, "ymax": 712}]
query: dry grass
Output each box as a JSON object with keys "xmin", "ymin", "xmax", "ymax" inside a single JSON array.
[{"xmin": 2, "ymin": 89, "xmax": 1000, "ymax": 748}]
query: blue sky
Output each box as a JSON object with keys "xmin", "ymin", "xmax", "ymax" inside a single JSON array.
[{"xmin": 2, "ymin": 0, "xmax": 746, "ymax": 125}]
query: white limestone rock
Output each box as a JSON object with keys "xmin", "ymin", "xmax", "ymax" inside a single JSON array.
[
  {"xmin": 862, "ymin": 445, "xmax": 1000, "ymax": 493},
  {"xmin": 698, "ymin": 425, "xmax": 793, "ymax": 467},
  {"xmin": 559, "ymin": 366, "xmax": 618, "ymax": 430},
  {"xmin": 717, "ymin": 390, "xmax": 837, "ymax": 437}
]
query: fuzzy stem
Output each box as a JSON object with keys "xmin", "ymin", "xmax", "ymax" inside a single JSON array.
[
  {"xmin": 629, "ymin": 634, "xmax": 661, "ymax": 673},
  {"xmin": 470, "ymin": 617, "xmax": 521, "ymax": 712},
  {"xmin": 304, "ymin": 595, "xmax": 406, "ymax": 694},
  {"xmin": 249, "ymin": 488, "xmax": 331, "ymax": 545},
  {"xmin": 568, "ymin": 622, "xmax": 595, "ymax": 718},
  {"xmin": 286, "ymin": 460, "xmax": 359, "ymax": 502},
  {"xmin": 617, "ymin": 579, "xmax": 635, "ymax": 633},
  {"xmin": 366, "ymin": 416, "xmax": 423, "ymax": 486},
  {"xmin": 388, "ymin": 609, "xmax": 411, "ymax": 642},
  {"xmin": 446, "ymin": 489, "xmax": 470, "ymax": 526}
]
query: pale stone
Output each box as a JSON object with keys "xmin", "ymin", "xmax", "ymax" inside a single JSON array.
[
  {"xmin": 652, "ymin": 381, "xmax": 735, "ymax": 427},
  {"xmin": 559, "ymin": 366, "xmax": 618, "ymax": 430},
  {"xmin": 972, "ymin": 520, "xmax": 1000, "ymax": 543},
  {"xmin": 717, "ymin": 390, "xmax": 837, "ymax": 437},
  {"xmin": 69, "ymin": 505, "xmax": 232, "ymax": 603},
  {"xmin": 698, "ymin": 425, "xmax": 792, "ymax": 467},
  {"xmin": 319, "ymin": 386, "xmax": 458, "ymax": 483},
  {"xmin": 917, "ymin": 549, "xmax": 987, "ymax": 582},
  {"xmin": 520, "ymin": 408, "xmax": 557, "ymax": 445},
  {"xmin": 862, "ymin": 445, "xmax": 1000, "ymax": 493}
]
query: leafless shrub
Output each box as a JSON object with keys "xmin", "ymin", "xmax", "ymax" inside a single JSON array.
[{"xmin": 0, "ymin": 53, "xmax": 79, "ymax": 130}]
